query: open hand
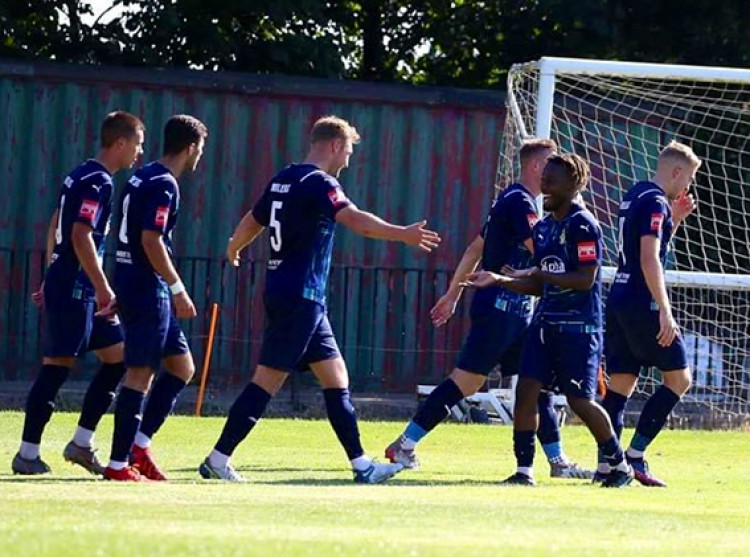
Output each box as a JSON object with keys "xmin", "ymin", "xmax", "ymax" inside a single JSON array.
[
  {"xmin": 402, "ymin": 221, "xmax": 441, "ymax": 253},
  {"xmin": 460, "ymin": 271, "xmax": 505, "ymax": 289},
  {"xmin": 430, "ymin": 292, "xmax": 459, "ymax": 327}
]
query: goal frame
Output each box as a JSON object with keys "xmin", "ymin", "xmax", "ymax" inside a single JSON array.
[{"xmin": 515, "ymin": 56, "xmax": 750, "ymax": 292}]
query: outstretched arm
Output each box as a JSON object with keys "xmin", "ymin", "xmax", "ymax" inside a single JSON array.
[
  {"xmin": 462, "ymin": 270, "xmax": 543, "ymax": 296},
  {"xmin": 335, "ymin": 205, "xmax": 441, "ymax": 252},
  {"xmin": 430, "ymin": 235, "xmax": 483, "ymax": 326}
]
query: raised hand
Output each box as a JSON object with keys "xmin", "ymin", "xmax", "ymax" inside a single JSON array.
[
  {"xmin": 672, "ymin": 190, "xmax": 697, "ymax": 224},
  {"xmin": 402, "ymin": 221, "xmax": 441, "ymax": 253}
]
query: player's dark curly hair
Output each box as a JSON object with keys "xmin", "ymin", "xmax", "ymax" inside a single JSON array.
[{"xmin": 546, "ymin": 153, "xmax": 590, "ymax": 192}]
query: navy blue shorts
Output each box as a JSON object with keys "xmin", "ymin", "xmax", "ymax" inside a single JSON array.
[
  {"xmin": 520, "ymin": 321, "xmax": 601, "ymax": 399},
  {"xmin": 119, "ymin": 298, "xmax": 189, "ymax": 370},
  {"xmin": 43, "ymin": 298, "xmax": 124, "ymax": 358},
  {"xmin": 456, "ymin": 308, "xmax": 529, "ymax": 376},
  {"xmin": 259, "ymin": 296, "xmax": 341, "ymax": 372},
  {"xmin": 605, "ymin": 306, "xmax": 688, "ymax": 374}
]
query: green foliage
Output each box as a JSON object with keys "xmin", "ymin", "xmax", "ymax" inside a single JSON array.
[{"xmin": 2, "ymin": 1, "xmax": 750, "ymax": 86}]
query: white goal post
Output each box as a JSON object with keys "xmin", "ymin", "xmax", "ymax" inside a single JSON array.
[{"xmin": 500, "ymin": 57, "xmax": 750, "ymax": 424}]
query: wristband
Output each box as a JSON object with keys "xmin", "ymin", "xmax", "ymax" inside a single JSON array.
[{"xmin": 169, "ymin": 280, "xmax": 186, "ymax": 296}]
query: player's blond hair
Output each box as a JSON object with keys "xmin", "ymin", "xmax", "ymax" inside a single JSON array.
[
  {"xmin": 659, "ymin": 141, "xmax": 702, "ymax": 169},
  {"xmin": 519, "ymin": 138, "xmax": 557, "ymax": 166},
  {"xmin": 311, "ymin": 116, "xmax": 361, "ymax": 145}
]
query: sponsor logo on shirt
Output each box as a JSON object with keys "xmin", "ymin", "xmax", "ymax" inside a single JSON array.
[
  {"xmin": 328, "ymin": 188, "xmax": 348, "ymax": 207},
  {"xmin": 577, "ymin": 241, "xmax": 597, "ymax": 262},
  {"xmin": 650, "ymin": 212, "xmax": 664, "ymax": 232},
  {"xmin": 526, "ymin": 213, "xmax": 539, "ymax": 229},
  {"xmin": 78, "ymin": 200, "xmax": 99, "ymax": 222},
  {"xmin": 540, "ymin": 255, "xmax": 566, "ymax": 274},
  {"xmin": 154, "ymin": 206, "xmax": 169, "ymax": 228}
]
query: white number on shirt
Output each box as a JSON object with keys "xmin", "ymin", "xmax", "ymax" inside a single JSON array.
[
  {"xmin": 119, "ymin": 193, "xmax": 131, "ymax": 244},
  {"xmin": 270, "ymin": 201, "xmax": 283, "ymax": 252},
  {"xmin": 55, "ymin": 194, "xmax": 66, "ymax": 245}
]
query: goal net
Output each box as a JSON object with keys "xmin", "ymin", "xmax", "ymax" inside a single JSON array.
[{"xmin": 499, "ymin": 57, "xmax": 750, "ymax": 427}]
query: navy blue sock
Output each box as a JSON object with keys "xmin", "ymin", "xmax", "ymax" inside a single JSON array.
[
  {"xmin": 412, "ymin": 378, "xmax": 464, "ymax": 433},
  {"xmin": 139, "ymin": 373, "xmax": 187, "ymax": 440},
  {"xmin": 630, "ymin": 385, "xmax": 681, "ymax": 453},
  {"xmin": 513, "ymin": 430, "xmax": 536, "ymax": 468},
  {"xmin": 598, "ymin": 435, "xmax": 626, "ymax": 467},
  {"xmin": 602, "ymin": 390, "xmax": 628, "ymax": 440},
  {"xmin": 22, "ymin": 364, "xmax": 70, "ymax": 444},
  {"xmin": 109, "ymin": 387, "xmax": 145, "ymax": 463},
  {"xmin": 78, "ymin": 362, "xmax": 126, "ymax": 431},
  {"xmin": 323, "ymin": 388, "xmax": 364, "ymax": 460},
  {"xmin": 214, "ymin": 382, "xmax": 272, "ymax": 457}
]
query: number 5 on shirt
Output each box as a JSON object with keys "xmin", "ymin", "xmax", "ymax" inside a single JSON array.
[{"xmin": 270, "ymin": 201, "xmax": 283, "ymax": 252}]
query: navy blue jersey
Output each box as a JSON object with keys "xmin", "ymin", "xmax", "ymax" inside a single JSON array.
[
  {"xmin": 532, "ymin": 203, "xmax": 602, "ymax": 328},
  {"xmin": 474, "ymin": 183, "xmax": 538, "ymax": 317},
  {"xmin": 114, "ymin": 162, "xmax": 180, "ymax": 306},
  {"xmin": 608, "ymin": 181, "xmax": 673, "ymax": 310},
  {"xmin": 46, "ymin": 159, "xmax": 114, "ymax": 301},
  {"xmin": 252, "ymin": 163, "xmax": 352, "ymax": 306}
]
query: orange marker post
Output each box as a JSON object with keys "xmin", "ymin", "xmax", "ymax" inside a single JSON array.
[{"xmin": 195, "ymin": 302, "xmax": 220, "ymax": 417}]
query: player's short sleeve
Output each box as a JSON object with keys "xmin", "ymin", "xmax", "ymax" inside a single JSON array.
[
  {"xmin": 251, "ymin": 185, "xmax": 272, "ymax": 227},
  {"xmin": 637, "ymin": 195, "xmax": 669, "ymax": 240},
  {"xmin": 142, "ymin": 177, "xmax": 175, "ymax": 233},
  {"xmin": 479, "ymin": 197, "xmax": 499, "ymax": 239},
  {"xmin": 509, "ymin": 193, "xmax": 539, "ymax": 243},
  {"xmin": 311, "ymin": 174, "xmax": 352, "ymax": 219},
  {"xmin": 570, "ymin": 214, "xmax": 602, "ymax": 268},
  {"xmin": 73, "ymin": 173, "xmax": 110, "ymax": 229}
]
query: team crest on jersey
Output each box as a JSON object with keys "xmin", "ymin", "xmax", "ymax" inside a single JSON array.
[
  {"xmin": 154, "ymin": 206, "xmax": 169, "ymax": 228},
  {"xmin": 526, "ymin": 213, "xmax": 539, "ymax": 229},
  {"xmin": 328, "ymin": 188, "xmax": 348, "ymax": 207},
  {"xmin": 540, "ymin": 255, "xmax": 566, "ymax": 274},
  {"xmin": 78, "ymin": 200, "xmax": 99, "ymax": 222},
  {"xmin": 577, "ymin": 241, "xmax": 597, "ymax": 262},
  {"xmin": 650, "ymin": 213, "xmax": 664, "ymax": 231}
]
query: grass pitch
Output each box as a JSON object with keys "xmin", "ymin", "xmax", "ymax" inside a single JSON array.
[{"xmin": 0, "ymin": 411, "xmax": 748, "ymax": 557}]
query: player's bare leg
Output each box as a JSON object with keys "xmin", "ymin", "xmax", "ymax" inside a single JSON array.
[
  {"xmin": 200, "ymin": 365, "xmax": 287, "ymax": 482},
  {"xmin": 311, "ymin": 357, "xmax": 403, "ymax": 484}
]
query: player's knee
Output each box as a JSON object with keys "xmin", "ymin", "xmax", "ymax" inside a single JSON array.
[
  {"xmin": 663, "ymin": 367, "xmax": 691, "ymax": 396},
  {"xmin": 449, "ymin": 368, "xmax": 485, "ymax": 396},
  {"xmin": 123, "ymin": 367, "xmax": 153, "ymax": 392},
  {"xmin": 608, "ymin": 373, "xmax": 637, "ymax": 397}
]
